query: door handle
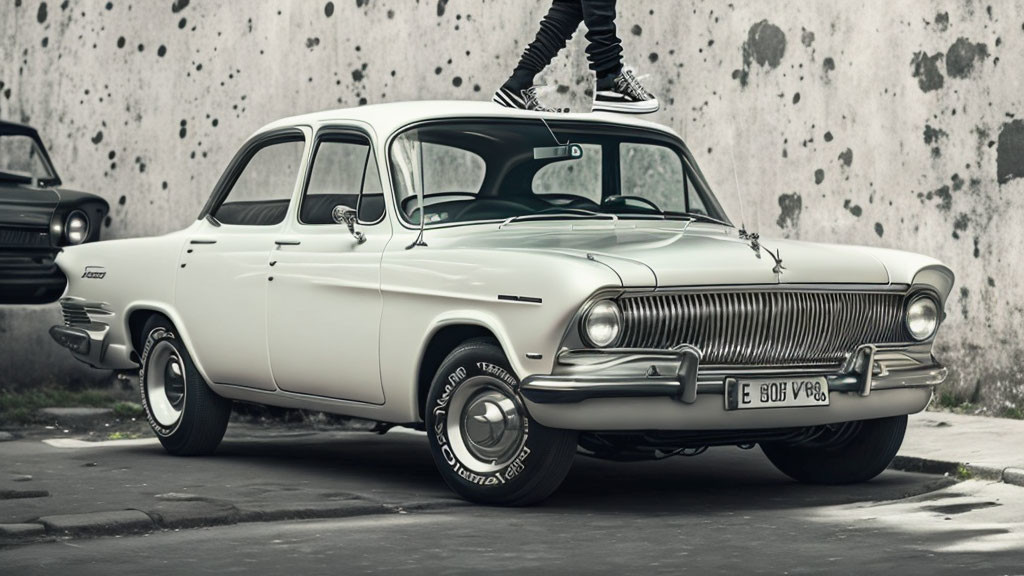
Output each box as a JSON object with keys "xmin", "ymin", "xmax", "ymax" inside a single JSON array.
[
  {"xmin": 274, "ymin": 240, "xmax": 301, "ymax": 246},
  {"xmin": 190, "ymin": 239, "xmax": 217, "ymax": 245}
]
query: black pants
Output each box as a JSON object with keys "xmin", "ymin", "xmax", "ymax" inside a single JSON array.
[{"xmin": 508, "ymin": 0, "xmax": 622, "ymax": 89}]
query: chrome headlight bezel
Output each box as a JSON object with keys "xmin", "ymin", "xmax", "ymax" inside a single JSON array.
[
  {"xmin": 580, "ymin": 299, "xmax": 623, "ymax": 348},
  {"xmin": 905, "ymin": 292, "xmax": 940, "ymax": 341},
  {"xmin": 65, "ymin": 210, "xmax": 90, "ymax": 245}
]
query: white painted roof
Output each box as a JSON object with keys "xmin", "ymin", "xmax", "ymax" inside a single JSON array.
[{"xmin": 255, "ymin": 100, "xmax": 679, "ymax": 140}]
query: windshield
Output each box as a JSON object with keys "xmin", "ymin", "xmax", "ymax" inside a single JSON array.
[
  {"xmin": 389, "ymin": 119, "xmax": 729, "ymax": 227},
  {"xmin": 0, "ymin": 134, "xmax": 57, "ymax": 185}
]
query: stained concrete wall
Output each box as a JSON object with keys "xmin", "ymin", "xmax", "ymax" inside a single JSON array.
[{"xmin": 1, "ymin": 1, "xmax": 1022, "ymax": 413}]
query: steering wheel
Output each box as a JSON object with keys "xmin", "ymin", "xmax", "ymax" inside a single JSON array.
[{"xmin": 602, "ymin": 195, "xmax": 663, "ymax": 213}]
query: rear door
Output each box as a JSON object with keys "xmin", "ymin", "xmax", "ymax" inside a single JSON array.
[
  {"xmin": 175, "ymin": 129, "xmax": 308, "ymax": 391},
  {"xmin": 266, "ymin": 128, "xmax": 391, "ymax": 404}
]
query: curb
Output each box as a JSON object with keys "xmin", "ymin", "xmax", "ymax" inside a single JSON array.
[
  {"xmin": 891, "ymin": 455, "xmax": 1024, "ymax": 487},
  {"xmin": 0, "ymin": 497, "xmax": 463, "ymax": 547}
]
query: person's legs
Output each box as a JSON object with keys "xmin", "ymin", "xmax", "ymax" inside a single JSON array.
[
  {"xmin": 579, "ymin": 0, "xmax": 623, "ymax": 83},
  {"xmin": 583, "ymin": 0, "xmax": 658, "ymax": 114},
  {"xmin": 505, "ymin": 0, "xmax": 584, "ymax": 91},
  {"xmin": 494, "ymin": 1, "xmax": 581, "ymax": 111}
]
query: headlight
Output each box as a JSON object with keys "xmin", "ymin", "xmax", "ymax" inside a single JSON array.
[
  {"xmin": 906, "ymin": 294, "xmax": 939, "ymax": 341},
  {"xmin": 65, "ymin": 211, "xmax": 89, "ymax": 245},
  {"xmin": 581, "ymin": 300, "xmax": 622, "ymax": 348}
]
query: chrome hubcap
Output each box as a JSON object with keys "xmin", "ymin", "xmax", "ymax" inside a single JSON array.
[
  {"xmin": 145, "ymin": 340, "xmax": 186, "ymax": 428},
  {"xmin": 446, "ymin": 376, "xmax": 526, "ymax": 474}
]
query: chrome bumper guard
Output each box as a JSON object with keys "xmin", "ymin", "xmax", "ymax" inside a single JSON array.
[
  {"xmin": 50, "ymin": 298, "xmax": 115, "ymax": 368},
  {"xmin": 520, "ymin": 345, "xmax": 947, "ymax": 406}
]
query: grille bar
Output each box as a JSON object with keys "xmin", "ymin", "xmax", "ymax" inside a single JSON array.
[
  {"xmin": 618, "ymin": 290, "xmax": 910, "ymax": 366},
  {"xmin": 0, "ymin": 227, "xmax": 50, "ymax": 248}
]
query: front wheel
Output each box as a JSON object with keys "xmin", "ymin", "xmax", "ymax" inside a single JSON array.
[
  {"xmin": 139, "ymin": 316, "xmax": 232, "ymax": 456},
  {"xmin": 760, "ymin": 415, "xmax": 908, "ymax": 484},
  {"xmin": 425, "ymin": 340, "xmax": 578, "ymax": 506}
]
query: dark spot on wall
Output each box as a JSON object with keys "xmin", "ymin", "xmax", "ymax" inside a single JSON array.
[
  {"xmin": 874, "ymin": 222, "xmax": 884, "ymax": 237},
  {"xmin": 104, "ymin": 1, "xmax": 112, "ymax": 9},
  {"xmin": 434, "ymin": 66, "xmax": 442, "ymax": 75},
  {"xmin": 179, "ymin": 119, "xmax": 187, "ymax": 139},
  {"xmin": 946, "ymin": 37, "xmax": 989, "ymax": 78},
  {"xmin": 935, "ymin": 12, "xmax": 950, "ymax": 31},
  {"xmin": 734, "ymin": 20, "xmax": 787, "ymax": 87},
  {"xmin": 918, "ymin": 184, "xmax": 953, "ymax": 212},
  {"xmin": 910, "ymin": 51, "xmax": 944, "ymax": 92},
  {"xmin": 631, "ymin": 25, "xmax": 642, "ymax": 36},
  {"xmin": 923, "ymin": 124, "xmax": 948, "ymax": 158},
  {"xmin": 452, "ymin": 76, "xmax": 462, "ymax": 87},
  {"xmin": 37, "ymin": 1, "xmax": 47, "ymax": 24},
  {"xmin": 387, "ymin": 9, "xmax": 394, "ymax": 18},
  {"xmin": 138, "ymin": 43, "xmax": 145, "ymax": 52},
  {"xmin": 118, "ymin": 195, "xmax": 126, "ymax": 205},
  {"xmin": 157, "ymin": 45, "xmax": 166, "ymax": 57},
  {"xmin": 325, "ymin": 2, "xmax": 334, "ymax": 17},
  {"xmin": 838, "ymin": 148, "xmax": 853, "ymax": 167},
  {"xmin": 823, "ymin": 57, "xmax": 835, "ymax": 74},
  {"xmin": 104, "ymin": 216, "xmax": 112, "ymax": 228},
  {"xmin": 843, "ymin": 199, "xmax": 862, "ymax": 217},
  {"xmin": 958, "ymin": 286, "xmax": 970, "ymax": 319},
  {"xmin": 108, "ymin": 150, "xmax": 115, "ymax": 160},
  {"xmin": 648, "ymin": 52, "xmax": 659, "ymax": 63},
  {"xmin": 116, "ymin": 36, "xmax": 125, "ymax": 49},
  {"xmin": 801, "ymin": 28, "xmax": 815, "ymax": 47},
  {"xmin": 91, "ymin": 131, "xmax": 103, "ymax": 145},
  {"xmin": 351, "ymin": 68, "xmax": 364, "ymax": 82},
  {"xmin": 776, "ymin": 193, "xmax": 802, "ymax": 229},
  {"xmin": 436, "ymin": 0, "xmax": 448, "ymax": 17},
  {"xmin": 178, "ymin": 17, "xmax": 186, "ymax": 29},
  {"xmin": 987, "ymin": 277, "xmax": 995, "ymax": 287},
  {"xmin": 952, "ymin": 213, "xmax": 969, "ymax": 238},
  {"xmin": 306, "ymin": 37, "xmax": 320, "ymax": 49},
  {"xmin": 171, "ymin": 0, "xmax": 189, "ymax": 13},
  {"xmin": 996, "ymin": 119, "xmax": 1024, "ymax": 184},
  {"xmin": 792, "ymin": 92, "xmax": 800, "ymax": 104},
  {"xmin": 824, "ymin": 132, "xmax": 833, "ymax": 142},
  {"xmin": 356, "ymin": 0, "xmax": 369, "ymax": 7},
  {"xmin": 973, "ymin": 236, "xmax": 980, "ymax": 258},
  {"xmin": 814, "ymin": 169, "xmax": 825, "ymax": 185},
  {"xmin": 41, "ymin": 37, "xmax": 48, "ymax": 48}
]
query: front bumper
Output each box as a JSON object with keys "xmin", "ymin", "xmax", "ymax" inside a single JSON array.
[
  {"xmin": 520, "ymin": 346, "xmax": 946, "ymax": 431},
  {"xmin": 49, "ymin": 298, "xmax": 134, "ymax": 369}
]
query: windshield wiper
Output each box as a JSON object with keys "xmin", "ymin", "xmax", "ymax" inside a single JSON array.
[
  {"xmin": 500, "ymin": 208, "xmax": 619, "ymax": 227},
  {"xmin": 663, "ymin": 212, "xmax": 730, "ymax": 226}
]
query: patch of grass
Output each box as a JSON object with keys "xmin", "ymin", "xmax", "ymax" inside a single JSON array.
[
  {"xmin": 0, "ymin": 387, "xmax": 121, "ymax": 425},
  {"xmin": 999, "ymin": 405, "xmax": 1024, "ymax": 420},
  {"xmin": 956, "ymin": 464, "xmax": 973, "ymax": 480},
  {"xmin": 111, "ymin": 401, "xmax": 143, "ymax": 419},
  {"xmin": 106, "ymin": 431, "xmax": 144, "ymax": 440}
]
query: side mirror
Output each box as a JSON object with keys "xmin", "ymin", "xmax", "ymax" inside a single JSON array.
[{"xmin": 331, "ymin": 205, "xmax": 366, "ymax": 244}]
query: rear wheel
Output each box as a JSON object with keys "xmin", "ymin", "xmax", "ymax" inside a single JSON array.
[
  {"xmin": 425, "ymin": 340, "xmax": 578, "ymax": 506},
  {"xmin": 139, "ymin": 316, "xmax": 232, "ymax": 456},
  {"xmin": 760, "ymin": 415, "xmax": 908, "ymax": 484}
]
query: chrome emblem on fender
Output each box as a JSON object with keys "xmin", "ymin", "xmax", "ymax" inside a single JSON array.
[{"xmin": 82, "ymin": 266, "xmax": 107, "ymax": 279}]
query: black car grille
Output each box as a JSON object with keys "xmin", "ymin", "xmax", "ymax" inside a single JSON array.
[
  {"xmin": 617, "ymin": 290, "xmax": 911, "ymax": 367},
  {"xmin": 0, "ymin": 226, "xmax": 50, "ymax": 248}
]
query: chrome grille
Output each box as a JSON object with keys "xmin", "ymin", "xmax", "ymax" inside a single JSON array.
[
  {"xmin": 0, "ymin": 226, "xmax": 49, "ymax": 247},
  {"xmin": 61, "ymin": 302, "xmax": 92, "ymax": 327},
  {"xmin": 618, "ymin": 290, "xmax": 910, "ymax": 366}
]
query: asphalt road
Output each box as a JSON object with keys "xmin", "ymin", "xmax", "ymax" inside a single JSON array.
[{"xmin": 2, "ymin": 428, "xmax": 1023, "ymax": 575}]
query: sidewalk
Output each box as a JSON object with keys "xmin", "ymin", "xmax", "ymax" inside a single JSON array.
[{"xmin": 896, "ymin": 411, "xmax": 1024, "ymax": 486}]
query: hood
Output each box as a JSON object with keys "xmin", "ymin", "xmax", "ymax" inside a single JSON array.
[
  {"xmin": 441, "ymin": 222, "xmax": 891, "ymax": 287},
  {"xmin": 0, "ymin": 182, "xmax": 60, "ymax": 228}
]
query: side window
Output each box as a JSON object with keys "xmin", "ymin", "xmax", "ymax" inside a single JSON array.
[
  {"xmin": 619, "ymin": 143, "xmax": 707, "ymax": 215},
  {"xmin": 213, "ymin": 138, "xmax": 304, "ymax": 226},
  {"xmin": 532, "ymin": 144, "xmax": 603, "ymax": 204},
  {"xmin": 301, "ymin": 137, "xmax": 385, "ymax": 225}
]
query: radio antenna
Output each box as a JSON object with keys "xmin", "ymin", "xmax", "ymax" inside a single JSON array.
[{"xmin": 729, "ymin": 144, "xmax": 749, "ymax": 234}]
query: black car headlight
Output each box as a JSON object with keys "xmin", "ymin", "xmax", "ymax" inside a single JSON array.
[
  {"xmin": 906, "ymin": 294, "xmax": 939, "ymax": 341},
  {"xmin": 65, "ymin": 210, "xmax": 89, "ymax": 245},
  {"xmin": 581, "ymin": 299, "xmax": 622, "ymax": 348}
]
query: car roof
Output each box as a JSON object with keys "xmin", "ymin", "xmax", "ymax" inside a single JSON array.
[{"xmin": 253, "ymin": 100, "xmax": 680, "ymax": 141}]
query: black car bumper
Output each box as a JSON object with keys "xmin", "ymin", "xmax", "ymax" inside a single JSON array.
[{"xmin": 0, "ymin": 250, "xmax": 68, "ymax": 304}]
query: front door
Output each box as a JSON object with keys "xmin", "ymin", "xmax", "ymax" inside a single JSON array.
[
  {"xmin": 266, "ymin": 131, "xmax": 390, "ymax": 404},
  {"xmin": 176, "ymin": 131, "xmax": 307, "ymax": 391}
]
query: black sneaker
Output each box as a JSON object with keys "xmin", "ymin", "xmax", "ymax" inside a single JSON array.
[
  {"xmin": 493, "ymin": 86, "xmax": 566, "ymax": 112},
  {"xmin": 593, "ymin": 69, "xmax": 659, "ymax": 114}
]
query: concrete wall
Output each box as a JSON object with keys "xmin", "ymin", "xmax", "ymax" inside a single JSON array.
[{"xmin": 1, "ymin": 0, "xmax": 1022, "ymax": 413}]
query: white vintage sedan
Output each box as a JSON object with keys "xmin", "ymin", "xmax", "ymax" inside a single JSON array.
[{"xmin": 50, "ymin": 101, "xmax": 952, "ymax": 505}]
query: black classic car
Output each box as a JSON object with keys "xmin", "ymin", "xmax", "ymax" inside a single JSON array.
[{"xmin": 0, "ymin": 120, "xmax": 109, "ymax": 304}]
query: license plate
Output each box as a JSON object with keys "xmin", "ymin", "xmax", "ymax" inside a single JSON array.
[{"xmin": 727, "ymin": 377, "xmax": 830, "ymax": 410}]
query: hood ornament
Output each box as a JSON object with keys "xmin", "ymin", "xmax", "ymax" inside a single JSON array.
[{"xmin": 738, "ymin": 225, "xmax": 785, "ymax": 275}]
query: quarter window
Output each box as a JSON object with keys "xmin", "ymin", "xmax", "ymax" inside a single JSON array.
[
  {"xmin": 213, "ymin": 138, "xmax": 304, "ymax": 226},
  {"xmin": 301, "ymin": 137, "xmax": 385, "ymax": 225}
]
